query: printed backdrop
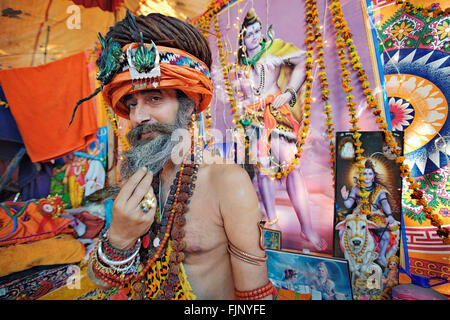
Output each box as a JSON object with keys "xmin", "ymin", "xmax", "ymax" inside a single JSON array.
[{"xmin": 371, "ymin": 0, "xmax": 450, "ymax": 295}]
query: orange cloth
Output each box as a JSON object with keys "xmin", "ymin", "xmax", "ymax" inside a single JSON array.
[
  {"xmin": 103, "ymin": 45, "xmax": 213, "ymax": 118},
  {"xmin": 0, "ymin": 52, "xmax": 98, "ymax": 162},
  {"xmin": 0, "ymin": 201, "xmax": 74, "ymax": 246},
  {"xmin": 0, "ymin": 234, "xmax": 85, "ymax": 277},
  {"xmin": 245, "ymin": 90, "xmax": 301, "ymax": 156}
]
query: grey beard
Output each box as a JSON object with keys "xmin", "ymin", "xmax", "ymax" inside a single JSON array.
[
  {"xmin": 119, "ymin": 90, "xmax": 194, "ymax": 180},
  {"xmin": 120, "ymin": 131, "xmax": 178, "ymax": 180}
]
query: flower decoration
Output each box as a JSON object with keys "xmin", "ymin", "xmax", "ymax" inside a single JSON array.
[
  {"xmin": 436, "ymin": 20, "xmax": 450, "ymax": 41},
  {"xmin": 393, "ymin": 0, "xmax": 450, "ymax": 18},
  {"xmin": 37, "ymin": 195, "xmax": 65, "ymax": 219},
  {"xmin": 391, "ymin": 20, "xmax": 415, "ymax": 40},
  {"xmin": 306, "ymin": 0, "xmax": 336, "ymax": 185},
  {"xmin": 388, "ymin": 97, "xmax": 414, "ymax": 131}
]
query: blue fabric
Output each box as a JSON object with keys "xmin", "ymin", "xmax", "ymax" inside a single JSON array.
[
  {"xmin": 104, "ymin": 198, "xmax": 113, "ymax": 229},
  {"xmin": 0, "ymin": 85, "xmax": 22, "ymax": 143}
]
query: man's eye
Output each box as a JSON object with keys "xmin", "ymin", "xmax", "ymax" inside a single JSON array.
[{"xmin": 127, "ymin": 103, "xmax": 137, "ymax": 109}]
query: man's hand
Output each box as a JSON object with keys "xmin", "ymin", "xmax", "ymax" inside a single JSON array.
[{"xmin": 108, "ymin": 167, "xmax": 156, "ymax": 250}]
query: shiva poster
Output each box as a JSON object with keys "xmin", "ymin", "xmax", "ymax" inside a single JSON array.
[
  {"xmin": 198, "ymin": 0, "xmax": 387, "ymax": 255},
  {"xmin": 333, "ymin": 131, "xmax": 404, "ymax": 300},
  {"xmin": 266, "ymin": 249, "xmax": 353, "ymax": 300},
  {"xmin": 369, "ymin": 0, "xmax": 450, "ymax": 295}
]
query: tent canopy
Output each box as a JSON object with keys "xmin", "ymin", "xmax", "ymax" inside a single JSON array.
[{"xmin": 0, "ymin": 0, "xmax": 209, "ymax": 69}]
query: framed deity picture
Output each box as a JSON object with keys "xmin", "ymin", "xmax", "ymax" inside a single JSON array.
[
  {"xmin": 266, "ymin": 249, "xmax": 353, "ymax": 300},
  {"xmin": 263, "ymin": 228, "xmax": 282, "ymax": 250},
  {"xmin": 333, "ymin": 131, "xmax": 404, "ymax": 300}
]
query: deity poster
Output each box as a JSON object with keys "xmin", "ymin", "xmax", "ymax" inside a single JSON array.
[
  {"xmin": 266, "ymin": 249, "xmax": 353, "ymax": 300},
  {"xmin": 202, "ymin": 0, "xmax": 385, "ymax": 255},
  {"xmin": 333, "ymin": 131, "xmax": 404, "ymax": 300}
]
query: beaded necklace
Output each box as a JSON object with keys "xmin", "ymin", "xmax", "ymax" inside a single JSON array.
[{"xmin": 134, "ymin": 144, "xmax": 200, "ymax": 299}]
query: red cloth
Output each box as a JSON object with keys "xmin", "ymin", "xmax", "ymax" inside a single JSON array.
[
  {"xmin": 0, "ymin": 52, "xmax": 98, "ymax": 163},
  {"xmin": 73, "ymin": 211, "xmax": 104, "ymax": 239},
  {"xmin": 72, "ymin": 0, "xmax": 125, "ymax": 12}
]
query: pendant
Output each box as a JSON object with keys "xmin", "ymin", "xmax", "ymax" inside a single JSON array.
[{"xmin": 153, "ymin": 237, "xmax": 160, "ymax": 248}]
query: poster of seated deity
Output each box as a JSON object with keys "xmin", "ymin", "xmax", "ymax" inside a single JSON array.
[
  {"xmin": 333, "ymin": 131, "xmax": 404, "ymax": 300},
  {"xmin": 198, "ymin": 0, "xmax": 387, "ymax": 255}
]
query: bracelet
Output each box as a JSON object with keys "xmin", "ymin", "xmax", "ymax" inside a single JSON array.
[
  {"xmin": 235, "ymin": 281, "xmax": 275, "ymax": 300},
  {"xmin": 284, "ymin": 88, "xmax": 297, "ymax": 108},
  {"xmin": 99, "ymin": 228, "xmax": 141, "ymax": 258},
  {"xmin": 98, "ymin": 239, "xmax": 141, "ymax": 266},
  {"xmin": 227, "ymin": 242, "xmax": 268, "ymax": 266}
]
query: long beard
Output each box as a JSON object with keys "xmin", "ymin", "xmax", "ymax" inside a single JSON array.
[{"xmin": 120, "ymin": 122, "xmax": 180, "ymax": 180}]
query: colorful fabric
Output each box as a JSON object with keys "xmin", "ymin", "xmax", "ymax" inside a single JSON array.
[
  {"xmin": 0, "ymin": 52, "xmax": 99, "ymax": 163},
  {"xmin": 373, "ymin": 0, "xmax": 450, "ymax": 296},
  {"xmin": 102, "ymin": 45, "xmax": 213, "ymax": 118},
  {"xmin": 0, "ymin": 200, "xmax": 74, "ymax": 246},
  {"xmin": 0, "ymin": 234, "xmax": 85, "ymax": 277}
]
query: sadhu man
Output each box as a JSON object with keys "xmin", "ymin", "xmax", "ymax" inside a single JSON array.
[{"xmin": 72, "ymin": 11, "xmax": 273, "ymax": 300}]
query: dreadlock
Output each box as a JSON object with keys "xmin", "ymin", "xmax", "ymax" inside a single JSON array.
[{"xmin": 105, "ymin": 12, "xmax": 212, "ymax": 69}]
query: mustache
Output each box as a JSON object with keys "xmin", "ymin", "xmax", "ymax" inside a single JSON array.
[{"xmin": 126, "ymin": 122, "xmax": 177, "ymax": 146}]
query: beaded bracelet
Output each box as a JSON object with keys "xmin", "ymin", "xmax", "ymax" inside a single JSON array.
[
  {"xmin": 98, "ymin": 239, "xmax": 141, "ymax": 266},
  {"xmin": 284, "ymin": 88, "xmax": 297, "ymax": 108},
  {"xmin": 91, "ymin": 241, "xmax": 139, "ymax": 280},
  {"xmin": 235, "ymin": 281, "xmax": 275, "ymax": 300},
  {"xmin": 99, "ymin": 228, "xmax": 141, "ymax": 258}
]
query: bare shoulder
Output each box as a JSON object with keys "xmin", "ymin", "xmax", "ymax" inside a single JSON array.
[{"xmin": 197, "ymin": 149, "xmax": 258, "ymax": 214}]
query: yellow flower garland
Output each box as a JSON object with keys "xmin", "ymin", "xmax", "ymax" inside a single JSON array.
[
  {"xmin": 329, "ymin": 0, "xmax": 449, "ymax": 243},
  {"xmin": 103, "ymin": 100, "xmax": 130, "ymax": 152},
  {"xmin": 393, "ymin": 0, "xmax": 450, "ymax": 18},
  {"xmin": 306, "ymin": 0, "xmax": 336, "ymax": 185}
]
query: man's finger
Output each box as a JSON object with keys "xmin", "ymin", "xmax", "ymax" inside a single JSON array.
[
  {"xmin": 128, "ymin": 170, "xmax": 154, "ymax": 208},
  {"xmin": 115, "ymin": 167, "xmax": 148, "ymax": 205}
]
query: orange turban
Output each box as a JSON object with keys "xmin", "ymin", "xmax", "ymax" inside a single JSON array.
[{"xmin": 102, "ymin": 44, "xmax": 213, "ymax": 119}]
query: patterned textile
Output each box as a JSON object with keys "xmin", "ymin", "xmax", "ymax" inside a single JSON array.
[
  {"xmin": 0, "ymin": 264, "xmax": 72, "ymax": 300},
  {"xmin": 159, "ymin": 52, "xmax": 211, "ymax": 79},
  {"xmin": 372, "ymin": 0, "xmax": 450, "ymax": 295}
]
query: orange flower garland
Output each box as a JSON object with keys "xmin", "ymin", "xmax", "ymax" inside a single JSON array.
[
  {"xmin": 393, "ymin": 0, "xmax": 450, "ymax": 18},
  {"xmin": 192, "ymin": 2, "xmax": 219, "ymax": 147},
  {"xmin": 306, "ymin": 0, "xmax": 336, "ymax": 185},
  {"xmin": 328, "ymin": 1, "xmax": 370, "ymax": 216},
  {"xmin": 103, "ymin": 101, "xmax": 130, "ymax": 152},
  {"xmin": 329, "ymin": 0, "xmax": 449, "ymax": 243},
  {"xmin": 199, "ymin": 0, "xmax": 313, "ymax": 180}
]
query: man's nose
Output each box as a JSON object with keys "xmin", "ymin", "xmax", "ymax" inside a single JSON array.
[{"xmin": 134, "ymin": 103, "xmax": 152, "ymax": 124}]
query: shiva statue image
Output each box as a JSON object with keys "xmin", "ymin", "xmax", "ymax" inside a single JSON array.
[{"xmin": 232, "ymin": 8, "xmax": 326, "ymax": 252}]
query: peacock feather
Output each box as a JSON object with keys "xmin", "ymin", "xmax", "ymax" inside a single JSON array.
[{"xmin": 134, "ymin": 36, "xmax": 157, "ymax": 73}]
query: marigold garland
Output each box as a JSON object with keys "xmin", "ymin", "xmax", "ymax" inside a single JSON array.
[
  {"xmin": 103, "ymin": 101, "xmax": 130, "ymax": 152},
  {"xmin": 192, "ymin": 2, "xmax": 219, "ymax": 147},
  {"xmin": 306, "ymin": 0, "xmax": 336, "ymax": 185},
  {"xmin": 392, "ymin": 0, "xmax": 450, "ymax": 18},
  {"xmin": 200, "ymin": 0, "xmax": 313, "ymax": 180},
  {"xmin": 329, "ymin": 0, "xmax": 449, "ymax": 243}
]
